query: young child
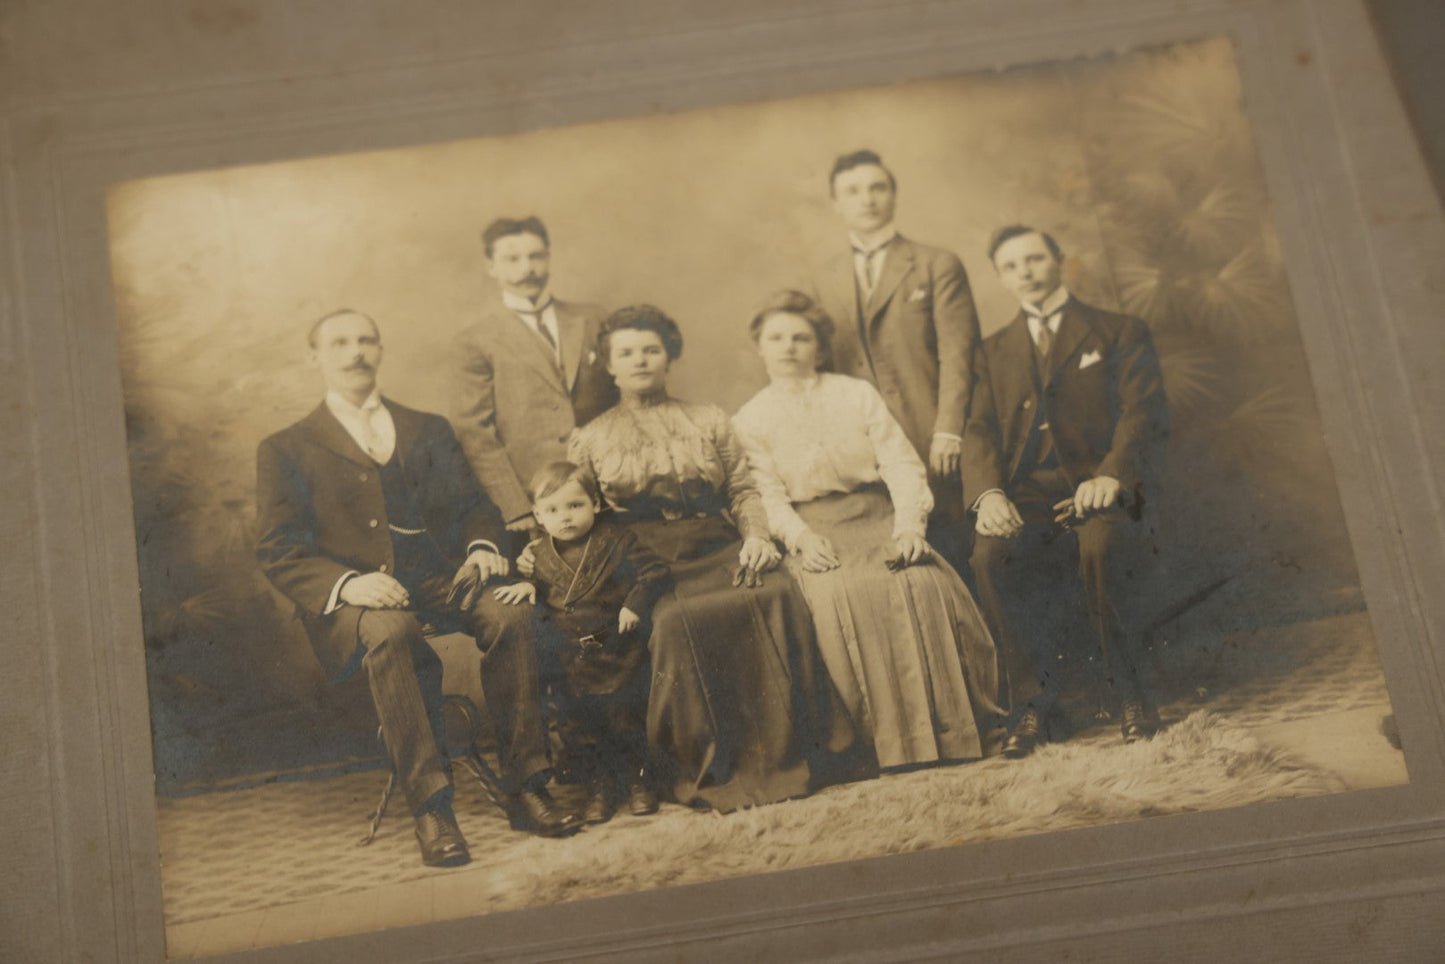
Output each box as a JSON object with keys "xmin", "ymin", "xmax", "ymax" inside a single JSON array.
[{"xmin": 494, "ymin": 461, "xmax": 672, "ymax": 823}]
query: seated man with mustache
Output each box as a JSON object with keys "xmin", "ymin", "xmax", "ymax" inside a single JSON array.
[{"xmin": 256, "ymin": 309, "xmax": 582, "ymax": 869}]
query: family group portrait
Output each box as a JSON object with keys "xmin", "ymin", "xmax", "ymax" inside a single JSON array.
[{"xmin": 105, "ymin": 36, "xmax": 1406, "ymax": 957}]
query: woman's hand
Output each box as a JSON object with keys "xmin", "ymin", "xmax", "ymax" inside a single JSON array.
[
  {"xmin": 794, "ymin": 530, "xmax": 840, "ymax": 573},
  {"xmin": 618, "ymin": 606, "xmax": 641, "ymax": 634},
  {"xmin": 733, "ymin": 536, "xmax": 782, "ymax": 588},
  {"xmin": 888, "ymin": 534, "xmax": 931, "ymax": 569},
  {"xmin": 739, "ymin": 536, "xmax": 782, "ymax": 573}
]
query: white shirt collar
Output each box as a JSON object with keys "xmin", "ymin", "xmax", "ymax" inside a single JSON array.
[
  {"xmin": 502, "ymin": 288, "xmax": 554, "ymax": 314},
  {"xmin": 325, "ymin": 388, "xmax": 383, "ymax": 418},
  {"xmin": 849, "ymin": 225, "xmax": 898, "ymax": 255},
  {"xmin": 1022, "ymin": 285, "xmax": 1070, "ymax": 320}
]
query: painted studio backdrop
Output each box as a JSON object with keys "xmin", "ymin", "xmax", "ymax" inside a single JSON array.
[{"xmin": 110, "ymin": 38, "xmax": 1388, "ymax": 796}]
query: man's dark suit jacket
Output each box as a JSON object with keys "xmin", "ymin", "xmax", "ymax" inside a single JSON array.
[
  {"xmin": 451, "ymin": 298, "xmax": 617, "ymax": 524},
  {"xmin": 812, "ymin": 235, "xmax": 981, "ymax": 459},
  {"xmin": 961, "ymin": 297, "xmax": 1169, "ymax": 506},
  {"xmin": 256, "ymin": 398, "xmax": 506, "ymax": 680},
  {"xmin": 529, "ymin": 518, "xmax": 671, "ymax": 696}
]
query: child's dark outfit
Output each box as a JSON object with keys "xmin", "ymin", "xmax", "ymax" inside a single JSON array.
[{"xmin": 529, "ymin": 518, "xmax": 671, "ymax": 797}]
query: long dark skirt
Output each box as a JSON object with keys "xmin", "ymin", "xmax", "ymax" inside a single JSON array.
[{"xmin": 630, "ymin": 514, "xmax": 868, "ymax": 811}]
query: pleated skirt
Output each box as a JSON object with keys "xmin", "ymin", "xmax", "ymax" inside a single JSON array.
[{"xmin": 789, "ymin": 487, "xmax": 1005, "ymax": 767}]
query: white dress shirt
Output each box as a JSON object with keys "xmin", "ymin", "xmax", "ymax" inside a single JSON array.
[
  {"xmin": 849, "ymin": 225, "xmax": 898, "ymax": 297},
  {"xmin": 325, "ymin": 389, "xmax": 396, "ymax": 464}
]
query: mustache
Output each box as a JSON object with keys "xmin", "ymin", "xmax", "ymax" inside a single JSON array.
[{"xmin": 343, "ymin": 361, "xmax": 374, "ymax": 372}]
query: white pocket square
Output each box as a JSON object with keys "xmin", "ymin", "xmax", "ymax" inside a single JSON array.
[
  {"xmin": 908, "ymin": 287, "xmax": 928, "ymax": 302},
  {"xmin": 1079, "ymin": 350, "xmax": 1103, "ymax": 370}
]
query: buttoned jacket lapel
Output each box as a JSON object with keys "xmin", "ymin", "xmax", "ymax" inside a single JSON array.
[
  {"xmin": 1040, "ymin": 298, "xmax": 1095, "ymax": 388},
  {"xmin": 553, "ymin": 300, "xmax": 587, "ymax": 391},
  {"xmin": 992, "ymin": 314, "xmax": 1041, "ymax": 483},
  {"xmin": 534, "ymin": 523, "xmax": 621, "ymax": 606},
  {"xmin": 862, "ymin": 236, "xmax": 915, "ymax": 329},
  {"xmin": 301, "ymin": 402, "xmax": 372, "ymax": 468},
  {"xmin": 483, "ymin": 301, "xmax": 569, "ymax": 393}
]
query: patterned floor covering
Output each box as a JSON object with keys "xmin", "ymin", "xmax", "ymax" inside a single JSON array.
[{"xmin": 155, "ymin": 609, "xmax": 1399, "ymax": 929}]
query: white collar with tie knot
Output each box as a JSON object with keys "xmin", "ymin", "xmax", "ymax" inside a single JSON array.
[
  {"xmin": 325, "ymin": 389, "xmax": 396, "ymax": 464},
  {"xmin": 502, "ymin": 288, "xmax": 562, "ymax": 363},
  {"xmin": 849, "ymin": 226, "xmax": 898, "ymax": 295},
  {"xmin": 1022, "ymin": 285, "xmax": 1071, "ymax": 346}
]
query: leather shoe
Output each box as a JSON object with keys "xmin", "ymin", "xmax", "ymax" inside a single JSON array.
[
  {"xmin": 628, "ymin": 773, "xmax": 659, "ymax": 817},
  {"xmin": 414, "ymin": 803, "xmax": 470, "ymax": 868},
  {"xmin": 1121, "ymin": 700, "xmax": 1158, "ymax": 743},
  {"xmin": 582, "ymin": 783, "xmax": 614, "ymax": 825},
  {"xmin": 1003, "ymin": 709, "xmax": 1043, "ymax": 759},
  {"xmin": 513, "ymin": 787, "xmax": 583, "ymax": 838}
]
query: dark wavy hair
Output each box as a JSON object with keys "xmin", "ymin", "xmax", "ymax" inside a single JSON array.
[
  {"xmin": 481, "ymin": 216, "xmax": 550, "ymax": 258},
  {"xmin": 986, "ymin": 224, "xmax": 1064, "ymax": 263},
  {"xmin": 599, "ymin": 304, "xmax": 685, "ymax": 361},
  {"xmin": 828, "ymin": 149, "xmax": 897, "ymax": 196},
  {"xmin": 747, "ymin": 290, "xmax": 835, "ymax": 373}
]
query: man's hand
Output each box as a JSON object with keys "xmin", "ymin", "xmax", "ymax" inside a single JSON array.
[
  {"xmin": 505, "ymin": 513, "xmax": 538, "ymax": 534},
  {"xmin": 448, "ymin": 550, "xmax": 510, "ymax": 612},
  {"xmin": 889, "ymin": 533, "xmax": 931, "ymax": 569},
  {"xmin": 492, "ymin": 581, "xmax": 536, "ymax": 606},
  {"xmin": 340, "ymin": 572, "xmax": 411, "ymax": 610},
  {"xmin": 1072, "ymin": 476, "xmax": 1121, "ymax": 517},
  {"xmin": 468, "ymin": 549, "xmax": 511, "ymax": 583},
  {"xmin": 794, "ymin": 530, "xmax": 840, "ymax": 573},
  {"xmin": 975, "ymin": 491, "xmax": 1024, "ymax": 539},
  {"xmin": 929, "ymin": 435, "xmax": 962, "ymax": 478},
  {"xmin": 618, "ymin": 606, "xmax": 641, "ymax": 634}
]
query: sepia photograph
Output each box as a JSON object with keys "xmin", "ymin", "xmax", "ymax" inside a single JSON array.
[{"xmin": 102, "ymin": 34, "xmax": 1407, "ymax": 958}]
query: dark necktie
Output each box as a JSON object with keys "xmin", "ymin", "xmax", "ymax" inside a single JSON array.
[
  {"xmin": 1033, "ymin": 316, "xmax": 1054, "ymax": 359},
  {"xmin": 854, "ymin": 246, "xmax": 884, "ymax": 297},
  {"xmin": 521, "ymin": 304, "xmax": 556, "ymax": 348},
  {"xmin": 519, "ymin": 303, "xmax": 560, "ymax": 370}
]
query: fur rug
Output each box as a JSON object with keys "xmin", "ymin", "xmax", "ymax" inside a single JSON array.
[{"xmin": 157, "ymin": 711, "xmax": 1345, "ymax": 924}]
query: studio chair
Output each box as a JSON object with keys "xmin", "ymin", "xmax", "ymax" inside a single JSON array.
[{"xmin": 357, "ymin": 629, "xmax": 510, "ymax": 847}]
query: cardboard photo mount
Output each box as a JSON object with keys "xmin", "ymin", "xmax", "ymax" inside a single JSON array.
[{"xmin": 3, "ymin": 0, "xmax": 1444, "ymax": 960}]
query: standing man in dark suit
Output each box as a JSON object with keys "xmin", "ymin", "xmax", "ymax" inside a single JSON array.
[
  {"xmin": 451, "ymin": 217, "xmax": 616, "ymax": 534},
  {"xmin": 256, "ymin": 310, "xmax": 581, "ymax": 868},
  {"xmin": 811, "ymin": 150, "xmax": 982, "ymax": 570},
  {"xmin": 962, "ymin": 226, "xmax": 1169, "ymax": 757}
]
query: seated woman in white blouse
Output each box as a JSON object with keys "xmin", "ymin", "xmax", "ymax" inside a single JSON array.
[{"xmin": 732, "ymin": 290, "xmax": 1006, "ymax": 769}]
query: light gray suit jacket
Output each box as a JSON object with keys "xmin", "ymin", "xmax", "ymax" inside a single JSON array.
[
  {"xmin": 812, "ymin": 235, "xmax": 982, "ymax": 461},
  {"xmin": 450, "ymin": 298, "xmax": 615, "ymax": 524}
]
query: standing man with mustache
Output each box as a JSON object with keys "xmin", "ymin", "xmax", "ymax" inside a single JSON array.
[
  {"xmin": 256, "ymin": 310, "xmax": 581, "ymax": 869},
  {"xmin": 810, "ymin": 150, "xmax": 982, "ymax": 573},
  {"xmin": 451, "ymin": 217, "xmax": 617, "ymax": 536}
]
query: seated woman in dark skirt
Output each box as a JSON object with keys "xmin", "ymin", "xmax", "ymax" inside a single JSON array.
[{"xmin": 567, "ymin": 305, "xmax": 866, "ymax": 811}]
